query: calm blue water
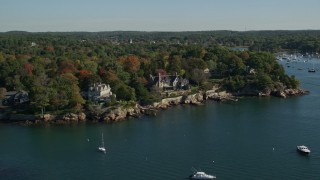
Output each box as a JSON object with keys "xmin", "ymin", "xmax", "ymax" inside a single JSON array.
[{"xmin": 1, "ymin": 58, "xmax": 320, "ymax": 180}]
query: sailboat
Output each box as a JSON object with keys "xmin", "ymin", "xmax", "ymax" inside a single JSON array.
[{"xmin": 98, "ymin": 133, "xmax": 106, "ymax": 153}]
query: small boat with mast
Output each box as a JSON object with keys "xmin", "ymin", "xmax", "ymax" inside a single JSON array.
[{"xmin": 98, "ymin": 133, "xmax": 106, "ymax": 153}]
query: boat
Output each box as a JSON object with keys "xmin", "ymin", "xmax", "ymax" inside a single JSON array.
[
  {"xmin": 98, "ymin": 133, "xmax": 106, "ymax": 153},
  {"xmin": 189, "ymin": 171, "xmax": 216, "ymax": 179},
  {"xmin": 308, "ymin": 62, "xmax": 316, "ymax": 72},
  {"xmin": 308, "ymin": 68, "xmax": 316, "ymax": 72},
  {"xmin": 297, "ymin": 145, "xmax": 311, "ymax": 154}
]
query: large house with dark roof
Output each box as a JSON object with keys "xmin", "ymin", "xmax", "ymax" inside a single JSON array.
[
  {"xmin": 149, "ymin": 73, "xmax": 190, "ymax": 91},
  {"xmin": 2, "ymin": 90, "xmax": 29, "ymax": 105}
]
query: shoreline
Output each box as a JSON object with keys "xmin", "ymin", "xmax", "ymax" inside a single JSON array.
[{"xmin": 0, "ymin": 88, "xmax": 309, "ymax": 125}]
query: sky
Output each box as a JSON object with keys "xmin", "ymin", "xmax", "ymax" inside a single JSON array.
[{"xmin": 1, "ymin": 0, "xmax": 320, "ymax": 32}]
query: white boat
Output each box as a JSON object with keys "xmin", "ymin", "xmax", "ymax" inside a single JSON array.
[
  {"xmin": 297, "ymin": 145, "xmax": 311, "ymax": 154},
  {"xmin": 189, "ymin": 171, "xmax": 216, "ymax": 179},
  {"xmin": 98, "ymin": 133, "xmax": 106, "ymax": 153},
  {"xmin": 308, "ymin": 68, "xmax": 316, "ymax": 72}
]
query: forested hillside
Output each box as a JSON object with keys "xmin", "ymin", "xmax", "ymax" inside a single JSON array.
[{"xmin": 0, "ymin": 31, "xmax": 308, "ymax": 114}]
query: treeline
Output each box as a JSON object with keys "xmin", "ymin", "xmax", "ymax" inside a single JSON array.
[
  {"xmin": 3, "ymin": 30, "xmax": 320, "ymax": 52},
  {"xmin": 0, "ymin": 31, "xmax": 300, "ymax": 114}
]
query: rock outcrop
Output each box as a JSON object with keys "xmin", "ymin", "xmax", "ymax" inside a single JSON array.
[
  {"xmin": 100, "ymin": 106, "xmax": 142, "ymax": 123},
  {"xmin": 272, "ymin": 88, "xmax": 309, "ymax": 98},
  {"xmin": 1, "ymin": 87, "xmax": 307, "ymax": 125}
]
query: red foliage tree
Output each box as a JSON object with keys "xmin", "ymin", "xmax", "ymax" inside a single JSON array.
[
  {"xmin": 79, "ymin": 69, "xmax": 92, "ymax": 76},
  {"xmin": 155, "ymin": 69, "xmax": 167, "ymax": 75},
  {"xmin": 59, "ymin": 60, "xmax": 77, "ymax": 74},
  {"xmin": 24, "ymin": 63, "xmax": 34, "ymax": 75}
]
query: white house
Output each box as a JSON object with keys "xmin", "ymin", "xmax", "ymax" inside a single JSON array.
[{"xmin": 88, "ymin": 83, "xmax": 115, "ymax": 102}]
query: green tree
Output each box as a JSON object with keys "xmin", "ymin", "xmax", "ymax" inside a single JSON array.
[
  {"xmin": 51, "ymin": 73, "xmax": 84, "ymax": 110},
  {"xmin": 166, "ymin": 55, "xmax": 182, "ymax": 74},
  {"xmin": 112, "ymin": 81, "xmax": 136, "ymax": 101},
  {"xmin": 30, "ymin": 86, "xmax": 50, "ymax": 116},
  {"xmin": 255, "ymin": 73, "xmax": 274, "ymax": 90},
  {"xmin": 190, "ymin": 68, "xmax": 207, "ymax": 86},
  {"xmin": 129, "ymin": 73, "xmax": 151, "ymax": 105},
  {"xmin": 223, "ymin": 75, "xmax": 245, "ymax": 92}
]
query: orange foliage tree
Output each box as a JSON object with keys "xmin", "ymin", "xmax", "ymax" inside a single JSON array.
[
  {"xmin": 24, "ymin": 63, "xmax": 34, "ymax": 75},
  {"xmin": 118, "ymin": 55, "xmax": 140, "ymax": 73},
  {"xmin": 58, "ymin": 60, "xmax": 77, "ymax": 74}
]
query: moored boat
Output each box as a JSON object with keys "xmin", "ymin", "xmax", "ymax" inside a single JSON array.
[
  {"xmin": 189, "ymin": 171, "xmax": 216, "ymax": 179},
  {"xmin": 297, "ymin": 145, "xmax": 311, "ymax": 154},
  {"xmin": 98, "ymin": 133, "xmax": 106, "ymax": 153}
]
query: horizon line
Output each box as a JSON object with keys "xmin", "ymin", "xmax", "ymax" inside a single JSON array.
[{"xmin": 1, "ymin": 29, "xmax": 320, "ymax": 33}]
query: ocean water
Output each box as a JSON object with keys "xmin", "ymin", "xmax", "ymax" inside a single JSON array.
[{"xmin": 1, "ymin": 58, "xmax": 320, "ymax": 180}]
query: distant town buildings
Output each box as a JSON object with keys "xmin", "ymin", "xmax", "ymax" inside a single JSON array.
[{"xmin": 88, "ymin": 83, "xmax": 115, "ymax": 102}]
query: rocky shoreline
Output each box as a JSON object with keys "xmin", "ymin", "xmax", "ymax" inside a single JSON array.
[{"xmin": 0, "ymin": 88, "xmax": 309, "ymax": 125}]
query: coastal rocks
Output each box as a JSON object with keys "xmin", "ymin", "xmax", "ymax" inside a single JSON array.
[
  {"xmin": 101, "ymin": 106, "xmax": 142, "ymax": 122},
  {"xmin": 284, "ymin": 89, "xmax": 309, "ymax": 96},
  {"xmin": 183, "ymin": 93, "xmax": 204, "ymax": 105},
  {"xmin": 3, "ymin": 87, "xmax": 308, "ymax": 125},
  {"xmin": 272, "ymin": 90, "xmax": 287, "ymax": 98},
  {"xmin": 205, "ymin": 90, "xmax": 237, "ymax": 102},
  {"xmin": 272, "ymin": 88, "xmax": 309, "ymax": 98},
  {"xmin": 160, "ymin": 96, "xmax": 184, "ymax": 106},
  {"xmin": 236, "ymin": 83, "xmax": 309, "ymax": 98},
  {"xmin": 60, "ymin": 112, "xmax": 86, "ymax": 122},
  {"xmin": 42, "ymin": 114, "xmax": 55, "ymax": 122}
]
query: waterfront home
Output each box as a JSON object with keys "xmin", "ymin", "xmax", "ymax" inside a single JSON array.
[
  {"xmin": 88, "ymin": 83, "xmax": 115, "ymax": 102},
  {"xmin": 149, "ymin": 73, "xmax": 190, "ymax": 91},
  {"xmin": 2, "ymin": 90, "xmax": 29, "ymax": 105}
]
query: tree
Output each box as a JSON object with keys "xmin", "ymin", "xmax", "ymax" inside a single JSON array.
[
  {"xmin": 30, "ymin": 86, "xmax": 50, "ymax": 116},
  {"xmin": 166, "ymin": 55, "xmax": 182, "ymax": 74},
  {"xmin": 228, "ymin": 54, "xmax": 246, "ymax": 75},
  {"xmin": 118, "ymin": 55, "xmax": 140, "ymax": 73},
  {"xmin": 23, "ymin": 63, "xmax": 34, "ymax": 76},
  {"xmin": 129, "ymin": 73, "xmax": 149, "ymax": 104},
  {"xmin": 5, "ymin": 75, "xmax": 25, "ymax": 91},
  {"xmin": 78, "ymin": 70, "xmax": 101, "ymax": 91},
  {"xmin": 58, "ymin": 60, "xmax": 77, "ymax": 74},
  {"xmin": 185, "ymin": 45, "xmax": 205, "ymax": 58},
  {"xmin": 255, "ymin": 73, "xmax": 274, "ymax": 90},
  {"xmin": 50, "ymin": 73, "xmax": 84, "ymax": 110},
  {"xmin": 80, "ymin": 59, "xmax": 98, "ymax": 74},
  {"xmin": 112, "ymin": 81, "xmax": 136, "ymax": 101},
  {"xmin": 223, "ymin": 76, "xmax": 245, "ymax": 92},
  {"xmin": 0, "ymin": 87, "xmax": 6, "ymax": 100},
  {"xmin": 190, "ymin": 68, "xmax": 207, "ymax": 86}
]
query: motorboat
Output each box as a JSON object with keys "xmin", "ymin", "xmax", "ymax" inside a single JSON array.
[
  {"xmin": 189, "ymin": 171, "xmax": 216, "ymax": 179},
  {"xmin": 297, "ymin": 145, "xmax": 311, "ymax": 154},
  {"xmin": 308, "ymin": 68, "xmax": 316, "ymax": 72}
]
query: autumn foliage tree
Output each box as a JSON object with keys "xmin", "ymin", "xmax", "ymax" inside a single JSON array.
[
  {"xmin": 58, "ymin": 60, "xmax": 77, "ymax": 74},
  {"xmin": 118, "ymin": 55, "xmax": 140, "ymax": 73},
  {"xmin": 23, "ymin": 63, "xmax": 34, "ymax": 76}
]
